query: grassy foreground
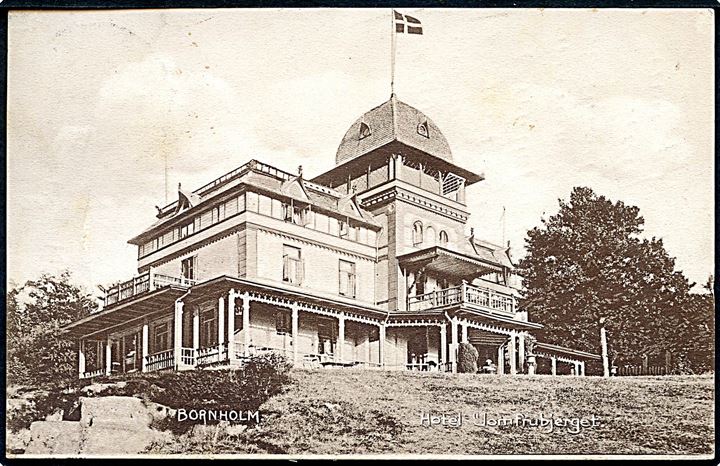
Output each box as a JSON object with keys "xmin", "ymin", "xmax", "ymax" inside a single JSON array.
[{"xmin": 151, "ymin": 369, "xmax": 714, "ymax": 456}]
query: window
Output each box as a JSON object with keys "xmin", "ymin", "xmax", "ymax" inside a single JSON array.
[
  {"xmin": 413, "ymin": 221, "xmax": 424, "ymax": 246},
  {"xmin": 426, "ymin": 226, "xmax": 436, "ymax": 246},
  {"xmin": 439, "ymin": 230, "xmax": 449, "ymax": 245},
  {"xmin": 178, "ymin": 221, "xmax": 194, "ymax": 239},
  {"xmin": 181, "ymin": 256, "xmax": 196, "ymax": 280},
  {"xmin": 339, "ymin": 220, "xmax": 349, "ymax": 238},
  {"xmin": 339, "ymin": 260, "xmax": 356, "ymax": 298},
  {"xmin": 359, "ymin": 122, "xmax": 371, "ymax": 140},
  {"xmin": 283, "ymin": 201, "xmax": 308, "ymax": 225},
  {"xmin": 417, "ymin": 120, "xmax": 430, "ymax": 138},
  {"xmin": 282, "ymin": 245, "xmax": 303, "ymax": 285},
  {"xmin": 275, "ymin": 311, "xmax": 291, "ymax": 335},
  {"xmin": 153, "ymin": 322, "xmax": 170, "ymax": 353},
  {"xmin": 317, "ymin": 320, "xmax": 336, "ymax": 356},
  {"xmin": 200, "ymin": 310, "xmax": 217, "ymax": 347}
]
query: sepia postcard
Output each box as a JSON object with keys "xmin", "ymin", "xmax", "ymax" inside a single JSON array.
[{"xmin": 4, "ymin": 6, "xmax": 716, "ymax": 460}]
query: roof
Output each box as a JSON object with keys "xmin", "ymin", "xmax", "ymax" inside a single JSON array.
[
  {"xmin": 336, "ymin": 95, "xmax": 453, "ymax": 166},
  {"xmin": 128, "ymin": 160, "xmax": 381, "ymax": 245},
  {"xmin": 535, "ymin": 342, "xmax": 602, "ymax": 360}
]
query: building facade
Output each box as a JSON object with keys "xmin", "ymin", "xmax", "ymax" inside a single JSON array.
[{"xmin": 64, "ymin": 95, "xmax": 599, "ymax": 378}]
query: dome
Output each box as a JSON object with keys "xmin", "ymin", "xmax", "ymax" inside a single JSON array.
[{"xmin": 335, "ymin": 95, "xmax": 453, "ymax": 166}]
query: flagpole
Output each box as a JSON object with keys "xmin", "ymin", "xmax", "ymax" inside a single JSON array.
[{"xmin": 390, "ymin": 8, "xmax": 396, "ymax": 96}]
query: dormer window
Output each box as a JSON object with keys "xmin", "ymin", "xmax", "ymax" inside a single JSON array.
[
  {"xmin": 359, "ymin": 122, "xmax": 371, "ymax": 140},
  {"xmin": 417, "ymin": 120, "xmax": 429, "ymax": 138}
]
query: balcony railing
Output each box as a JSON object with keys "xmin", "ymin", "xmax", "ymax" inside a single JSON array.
[
  {"xmin": 145, "ymin": 349, "xmax": 175, "ymax": 372},
  {"xmin": 103, "ymin": 271, "xmax": 198, "ymax": 307},
  {"xmin": 196, "ymin": 344, "xmax": 227, "ymax": 367},
  {"xmin": 407, "ymin": 283, "xmax": 516, "ymax": 315},
  {"xmin": 80, "ymin": 368, "xmax": 106, "ymax": 379}
]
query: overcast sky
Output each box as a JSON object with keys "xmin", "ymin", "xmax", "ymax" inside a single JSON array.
[{"xmin": 7, "ymin": 8, "xmax": 715, "ymax": 295}]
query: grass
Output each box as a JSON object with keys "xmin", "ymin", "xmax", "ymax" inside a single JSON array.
[{"xmin": 149, "ymin": 369, "xmax": 714, "ymax": 456}]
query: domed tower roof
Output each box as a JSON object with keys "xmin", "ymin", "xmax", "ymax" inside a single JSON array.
[{"xmin": 336, "ymin": 94, "xmax": 453, "ymax": 165}]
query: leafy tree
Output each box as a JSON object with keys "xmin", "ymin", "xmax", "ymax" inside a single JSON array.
[
  {"xmin": 7, "ymin": 271, "xmax": 96, "ymax": 387},
  {"xmin": 517, "ymin": 187, "xmax": 698, "ymax": 368}
]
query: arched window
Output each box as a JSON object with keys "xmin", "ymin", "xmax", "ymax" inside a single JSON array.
[
  {"xmin": 359, "ymin": 122, "xmax": 371, "ymax": 140},
  {"xmin": 439, "ymin": 230, "xmax": 449, "ymax": 245},
  {"xmin": 426, "ymin": 226, "xmax": 436, "ymax": 246},
  {"xmin": 412, "ymin": 221, "xmax": 423, "ymax": 246}
]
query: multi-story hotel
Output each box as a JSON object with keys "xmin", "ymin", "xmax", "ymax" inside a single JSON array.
[{"xmin": 64, "ymin": 95, "xmax": 599, "ymax": 378}]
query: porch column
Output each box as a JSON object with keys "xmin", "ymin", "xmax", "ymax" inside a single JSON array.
[
  {"xmin": 141, "ymin": 321, "xmax": 149, "ymax": 372},
  {"xmin": 551, "ymin": 356, "xmax": 557, "ymax": 376},
  {"xmin": 379, "ymin": 324, "xmax": 386, "ymax": 368},
  {"xmin": 450, "ymin": 317, "xmax": 458, "ymax": 373},
  {"xmin": 497, "ymin": 344, "xmax": 505, "ymax": 375},
  {"xmin": 580, "ymin": 361, "xmax": 586, "ymax": 376},
  {"xmin": 242, "ymin": 292, "xmax": 251, "ymax": 356},
  {"xmin": 508, "ymin": 331, "xmax": 517, "ymax": 375},
  {"xmin": 461, "ymin": 323, "xmax": 468, "ymax": 343},
  {"xmin": 291, "ymin": 303, "xmax": 299, "ymax": 364},
  {"xmin": 337, "ymin": 312, "xmax": 346, "ymax": 362},
  {"xmin": 173, "ymin": 300, "xmax": 184, "ymax": 368},
  {"xmin": 573, "ymin": 361, "xmax": 580, "ymax": 377},
  {"xmin": 518, "ymin": 332, "xmax": 525, "ymax": 374},
  {"xmin": 439, "ymin": 323, "xmax": 447, "ymax": 369},
  {"xmin": 218, "ymin": 295, "xmax": 225, "ymax": 350},
  {"xmin": 227, "ymin": 290, "xmax": 236, "ymax": 359},
  {"xmin": 105, "ymin": 338, "xmax": 112, "ymax": 376},
  {"xmin": 192, "ymin": 307, "xmax": 200, "ymax": 352},
  {"xmin": 78, "ymin": 339, "xmax": 86, "ymax": 378}
]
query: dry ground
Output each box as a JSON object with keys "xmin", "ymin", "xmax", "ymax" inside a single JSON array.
[{"xmin": 152, "ymin": 369, "xmax": 714, "ymax": 456}]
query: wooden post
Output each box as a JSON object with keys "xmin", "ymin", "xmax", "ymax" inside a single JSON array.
[
  {"xmin": 141, "ymin": 322, "xmax": 149, "ymax": 372},
  {"xmin": 461, "ymin": 323, "xmax": 468, "ymax": 343},
  {"xmin": 600, "ymin": 323, "xmax": 610, "ymax": 378},
  {"xmin": 508, "ymin": 332, "xmax": 517, "ymax": 375},
  {"xmin": 192, "ymin": 307, "xmax": 200, "ymax": 356},
  {"xmin": 379, "ymin": 324, "xmax": 386, "ymax": 368},
  {"xmin": 518, "ymin": 332, "xmax": 525, "ymax": 374},
  {"xmin": 439, "ymin": 323, "xmax": 447, "ymax": 369},
  {"xmin": 173, "ymin": 300, "xmax": 184, "ymax": 368},
  {"xmin": 551, "ymin": 356, "xmax": 557, "ymax": 376},
  {"xmin": 450, "ymin": 317, "xmax": 458, "ymax": 373},
  {"xmin": 580, "ymin": 361, "xmax": 586, "ymax": 376},
  {"xmin": 218, "ymin": 295, "xmax": 225, "ymax": 350},
  {"xmin": 78, "ymin": 339, "xmax": 86, "ymax": 378},
  {"xmin": 105, "ymin": 338, "xmax": 112, "ymax": 376},
  {"xmin": 227, "ymin": 290, "xmax": 236, "ymax": 360},
  {"xmin": 291, "ymin": 303, "xmax": 299, "ymax": 364},
  {"xmin": 338, "ymin": 313, "xmax": 346, "ymax": 362},
  {"xmin": 497, "ymin": 344, "xmax": 505, "ymax": 375},
  {"xmin": 642, "ymin": 354, "xmax": 649, "ymax": 375},
  {"xmin": 242, "ymin": 293, "xmax": 251, "ymax": 357}
]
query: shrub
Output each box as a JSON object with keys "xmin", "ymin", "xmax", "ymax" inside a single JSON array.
[{"xmin": 457, "ymin": 343, "xmax": 479, "ymax": 373}]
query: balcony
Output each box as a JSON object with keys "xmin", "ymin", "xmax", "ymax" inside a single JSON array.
[
  {"xmin": 407, "ymin": 282, "xmax": 516, "ymax": 316},
  {"xmin": 103, "ymin": 272, "xmax": 197, "ymax": 308}
]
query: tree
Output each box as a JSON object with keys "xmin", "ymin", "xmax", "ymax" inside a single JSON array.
[
  {"xmin": 7, "ymin": 272, "xmax": 96, "ymax": 387},
  {"xmin": 517, "ymin": 187, "xmax": 696, "ymax": 367}
]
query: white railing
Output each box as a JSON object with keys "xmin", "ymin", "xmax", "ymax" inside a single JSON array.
[
  {"xmin": 180, "ymin": 347, "xmax": 195, "ymax": 366},
  {"xmin": 407, "ymin": 283, "xmax": 516, "ymax": 315},
  {"xmin": 103, "ymin": 272, "xmax": 197, "ymax": 307},
  {"xmin": 145, "ymin": 349, "xmax": 174, "ymax": 372},
  {"xmin": 80, "ymin": 368, "xmax": 106, "ymax": 379},
  {"xmin": 196, "ymin": 344, "xmax": 228, "ymax": 366}
]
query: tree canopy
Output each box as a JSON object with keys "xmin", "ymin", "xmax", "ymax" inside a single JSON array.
[
  {"xmin": 7, "ymin": 271, "xmax": 96, "ymax": 387},
  {"xmin": 517, "ymin": 187, "xmax": 712, "ymax": 371}
]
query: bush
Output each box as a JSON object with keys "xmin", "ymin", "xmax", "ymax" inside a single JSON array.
[
  {"xmin": 6, "ymin": 354, "xmax": 293, "ymax": 433},
  {"xmin": 457, "ymin": 343, "xmax": 479, "ymax": 373}
]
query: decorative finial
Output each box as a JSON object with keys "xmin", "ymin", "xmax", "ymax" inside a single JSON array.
[
  {"xmin": 298, "ymin": 165, "xmax": 303, "ymax": 177},
  {"xmin": 178, "ymin": 182, "xmax": 182, "ymax": 190},
  {"xmin": 470, "ymin": 227, "xmax": 474, "ymax": 237}
]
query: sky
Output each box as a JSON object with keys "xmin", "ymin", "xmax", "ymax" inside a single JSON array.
[{"xmin": 7, "ymin": 8, "xmax": 715, "ymax": 295}]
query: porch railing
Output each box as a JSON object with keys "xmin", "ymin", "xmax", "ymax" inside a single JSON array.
[
  {"xmin": 407, "ymin": 283, "xmax": 516, "ymax": 315},
  {"xmin": 196, "ymin": 344, "xmax": 228, "ymax": 366},
  {"xmin": 145, "ymin": 349, "xmax": 174, "ymax": 372},
  {"xmin": 103, "ymin": 271, "xmax": 198, "ymax": 307},
  {"xmin": 80, "ymin": 368, "xmax": 106, "ymax": 379},
  {"xmin": 180, "ymin": 347, "xmax": 196, "ymax": 366}
]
